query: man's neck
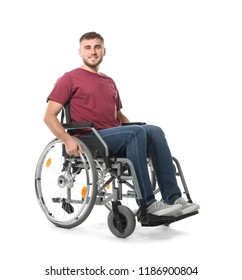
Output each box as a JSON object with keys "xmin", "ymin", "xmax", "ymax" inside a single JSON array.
[{"xmin": 81, "ymin": 64, "xmax": 99, "ymax": 74}]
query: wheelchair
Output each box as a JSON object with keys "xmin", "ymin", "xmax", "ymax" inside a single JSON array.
[{"xmin": 35, "ymin": 105, "xmax": 198, "ymax": 238}]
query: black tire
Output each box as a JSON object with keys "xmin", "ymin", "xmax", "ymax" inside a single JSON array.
[{"xmin": 107, "ymin": 205, "xmax": 136, "ymax": 238}]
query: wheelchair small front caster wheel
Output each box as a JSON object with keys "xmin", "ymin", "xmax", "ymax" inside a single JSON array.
[{"xmin": 108, "ymin": 205, "xmax": 136, "ymax": 238}]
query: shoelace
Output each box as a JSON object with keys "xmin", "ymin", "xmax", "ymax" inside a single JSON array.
[{"xmin": 154, "ymin": 200, "xmax": 166, "ymax": 209}]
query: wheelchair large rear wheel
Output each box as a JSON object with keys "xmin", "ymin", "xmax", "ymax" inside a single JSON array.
[{"xmin": 35, "ymin": 138, "xmax": 98, "ymax": 229}]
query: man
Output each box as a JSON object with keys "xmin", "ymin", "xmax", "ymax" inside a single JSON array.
[{"xmin": 44, "ymin": 31, "xmax": 200, "ymax": 216}]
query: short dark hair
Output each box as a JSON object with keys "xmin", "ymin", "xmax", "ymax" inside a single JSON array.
[{"xmin": 79, "ymin": 32, "xmax": 104, "ymax": 43}]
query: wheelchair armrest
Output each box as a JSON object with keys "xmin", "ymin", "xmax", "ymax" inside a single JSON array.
[
  {"xmin": 62, "ymin": 122, "xmax": 94, "ymax": 130},
  {"xmin": 122, "ymin": 122, "xmax": 146, "ymax": 126},
  {"xmin": 62, "ymin": 122, "xmax": 110, "ymax": 158}
]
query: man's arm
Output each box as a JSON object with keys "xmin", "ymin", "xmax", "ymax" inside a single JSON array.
[
  {"xmin": 117, "ymin": 110, "xmax": 130, "ymax": 123},
  {"xmin": 44, "ymin": 100, "xmax": 83, "ymax": 156}
]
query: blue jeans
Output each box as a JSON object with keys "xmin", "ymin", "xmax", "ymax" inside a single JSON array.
[{"xmin": 89, "ymin": 125, "xmax": 181, "ymax": 207}]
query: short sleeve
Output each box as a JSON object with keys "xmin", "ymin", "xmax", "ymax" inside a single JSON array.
[{"xmin": 47, "ymin": 73, "xmax": 73, "ymax": 105}]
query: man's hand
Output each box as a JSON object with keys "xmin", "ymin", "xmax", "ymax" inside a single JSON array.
[{"xmin": 64, "ymin": 137, "xmax": 84, "ymax": 157}]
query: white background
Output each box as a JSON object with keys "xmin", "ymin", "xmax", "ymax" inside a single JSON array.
[{"xmin": 1, "ymin": 0, "xmax": 242, "ymax": 279}]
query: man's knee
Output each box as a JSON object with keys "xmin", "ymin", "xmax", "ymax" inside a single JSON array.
[
  {"xmin": 144, "ymin": 124, "xmax": 165, "ymax": 138},
  {"xmin": 129, "ymin": 125, "xmax": 147, "ymax": 139}
]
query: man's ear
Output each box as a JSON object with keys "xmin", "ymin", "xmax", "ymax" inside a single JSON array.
[
  {"xmin": 78, "ymin": 48, "xmax": 82, "ymax": 57},
  {"xmin": 103, "ymin": 47, "xmax": 106, "ymax": 56}
]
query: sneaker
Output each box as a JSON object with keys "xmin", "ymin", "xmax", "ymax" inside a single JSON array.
[
  {"xmin": 173, "ymin": 197, "xmax": 200, "ymax": 215},
  {"xmin": 146, "ymin": 200, "xmax": 182, "ymax": 216}
]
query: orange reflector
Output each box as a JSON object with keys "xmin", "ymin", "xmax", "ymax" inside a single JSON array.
[
  {"xmin": 81, "ymin": 186, "xmax": 87, "ymax": 198},
  {"xmin": 105, "ymin": 180, "xmax": 111, "ymax": 189},
  {"xmin": 46, "ymin": 158, "xmax": 52, "ymax": 167}
]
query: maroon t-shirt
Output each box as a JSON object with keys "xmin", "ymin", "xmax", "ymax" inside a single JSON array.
[{"xmin": 48, "ymin": 68, "xmax": 122, "ymax": 131}]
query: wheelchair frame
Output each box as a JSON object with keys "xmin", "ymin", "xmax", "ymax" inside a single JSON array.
[{"xmin": 35, "ymin": 105, "xmax": 198, "ymax": 238}]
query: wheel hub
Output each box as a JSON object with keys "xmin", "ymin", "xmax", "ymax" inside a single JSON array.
[{"xmin": 57, "ymin": 174, "xmax": 73, "ymax": 188}]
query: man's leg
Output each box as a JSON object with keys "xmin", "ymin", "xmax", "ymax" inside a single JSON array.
[
  {"xmin": 143, "ymin": 125, "xmax": 181, "ymax": 204},
  {"xmin": 144, "ymin": 125, "xmax": 200, "ymax": 214},
  {"xmin": 95, "ymin": 125, "xmax": 182, "ymax": 215},
  {"xmin": 96, "ymin": 125, "xmax": 155, "ymax": 206}
]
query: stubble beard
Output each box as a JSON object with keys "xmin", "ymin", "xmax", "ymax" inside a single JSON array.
[{"xmin": 82, "ymin": 57, "xmax": 103, "ymax": 70}]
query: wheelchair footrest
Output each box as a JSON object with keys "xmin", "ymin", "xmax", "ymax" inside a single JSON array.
[{"xmin": 137, "ymin": 210, "xmax": 199, "ymax": 227}]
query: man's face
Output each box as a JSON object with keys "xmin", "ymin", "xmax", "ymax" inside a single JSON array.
[{"xmin": 79, "ymin": 38, "xmax": 106, "ymax": 69}]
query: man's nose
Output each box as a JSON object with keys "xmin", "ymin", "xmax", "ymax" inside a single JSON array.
[{"xmin": 91, "ymin": 47, "xmax": 97, "ymax": 54}]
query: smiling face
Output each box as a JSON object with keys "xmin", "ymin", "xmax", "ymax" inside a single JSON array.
[{"xmin": 79, "ymin": 38, "xmax": 106, "ymax": 72}]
